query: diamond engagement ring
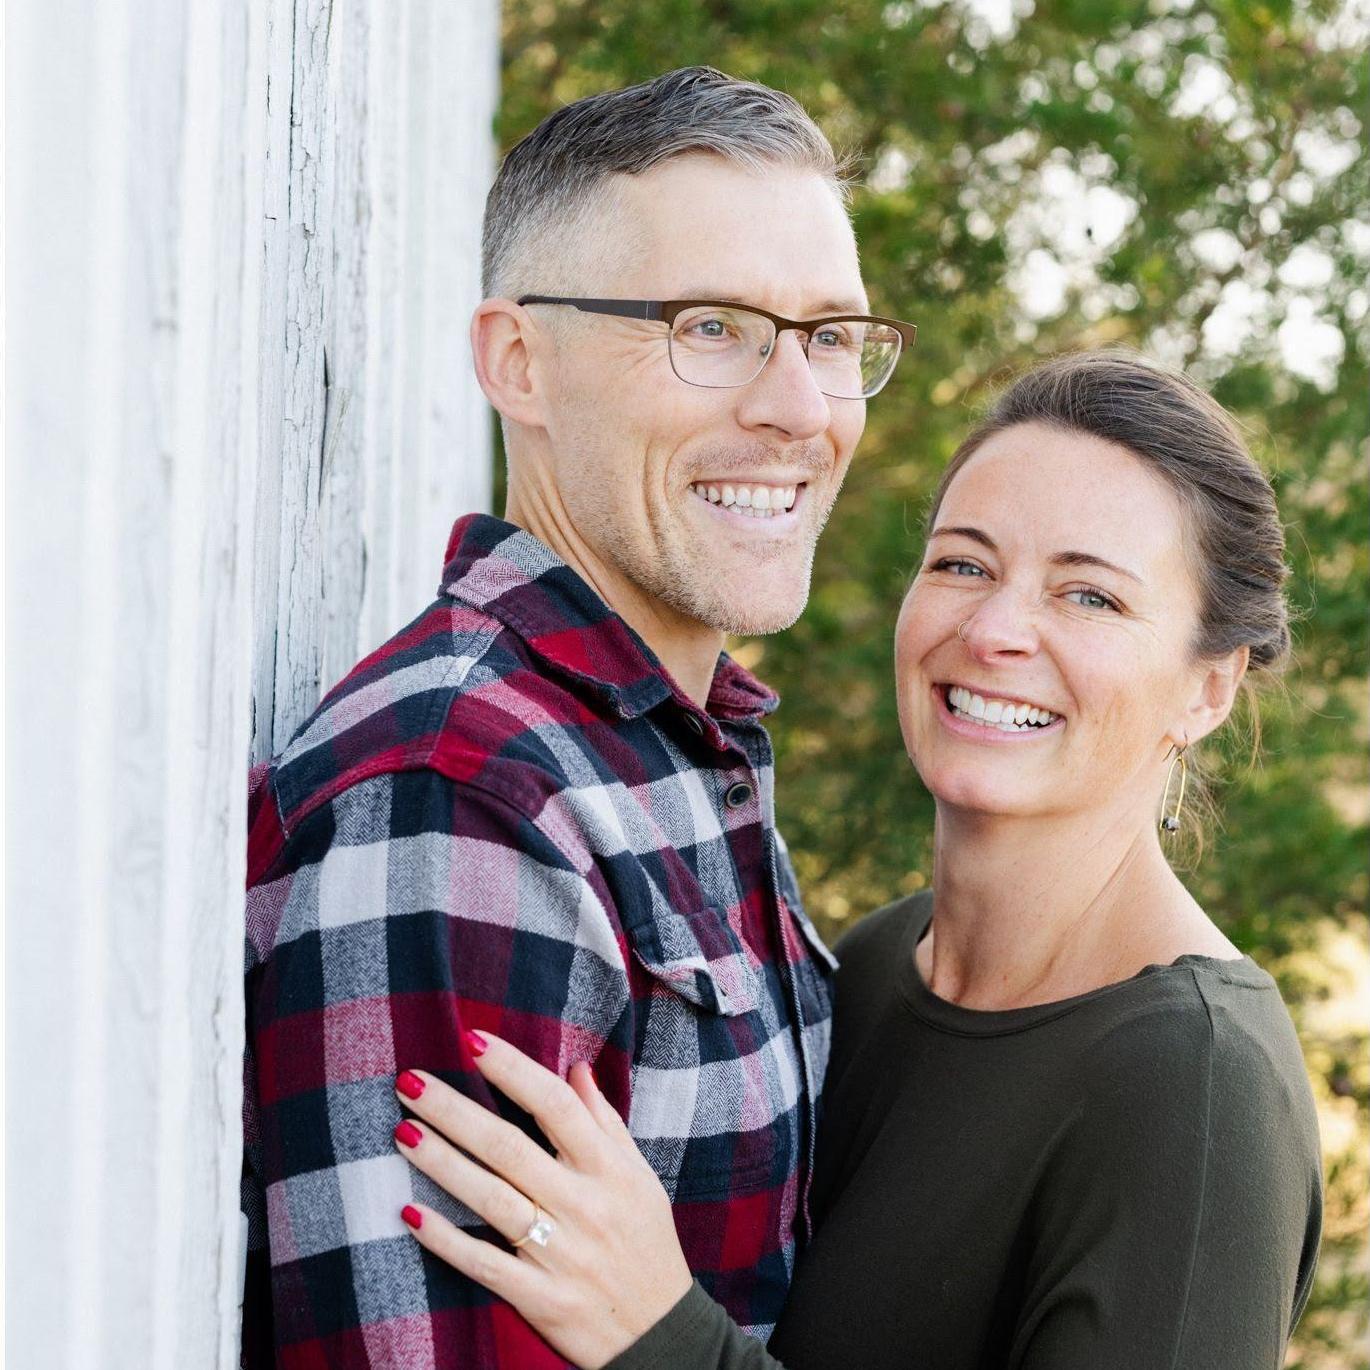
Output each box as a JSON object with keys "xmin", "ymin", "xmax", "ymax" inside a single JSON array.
[{"xmin": 511, "ymin": 1204, "xmax": 555, "ymax": 1250}]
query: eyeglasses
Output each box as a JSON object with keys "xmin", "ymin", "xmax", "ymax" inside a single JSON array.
[{"xmin": 517, "ymin": 296, "xmax": 916, "ymax": 400}]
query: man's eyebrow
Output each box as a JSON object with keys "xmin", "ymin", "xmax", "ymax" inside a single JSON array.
[
  {"xmin": 928, "ymin": 527, "xmax": 1143, "ymax": 583},
  {"xmin": 674, "ymin": 290, "xmax": 870, "ymax": 317}
]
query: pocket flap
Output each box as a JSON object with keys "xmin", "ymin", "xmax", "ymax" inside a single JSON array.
[
  {"xmin": 628, "ymin": 905, "xmax": 759, "ymax": 1016},
  {"xmin": 784, "ymin": 897, "xmax": 839, "ymax": 974}
]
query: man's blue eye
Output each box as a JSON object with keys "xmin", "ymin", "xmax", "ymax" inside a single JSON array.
[{"xmin": 689, "ymin": 318, "xmax": 730, "ymax": 339}]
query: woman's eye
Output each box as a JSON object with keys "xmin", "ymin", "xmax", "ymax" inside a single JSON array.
[
  {"xmin": 930, "ymin": 557, "xmax": 986, "ymax": 578},
  {"xmin": 1066, "ymin": 587, "xmax": 1119, "ymax": 611}
]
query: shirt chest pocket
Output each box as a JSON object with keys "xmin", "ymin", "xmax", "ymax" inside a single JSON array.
[
  {"xmin": 627, "ymin": 903, "xmax": 760, "ymax": 1016},
  {"xmin": 624, "ymin": 905, "xmax": 798, "ymax": 1200}
]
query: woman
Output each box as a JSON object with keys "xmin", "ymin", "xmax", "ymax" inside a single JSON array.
[{"xmin": 386, "ymin": 352, "xmax": 1323, "ymax": 1368}]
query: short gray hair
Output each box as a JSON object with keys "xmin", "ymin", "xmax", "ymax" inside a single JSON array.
[{"xmin": 481, "ymin": 66, "xmax": 852, "ymax": 299}]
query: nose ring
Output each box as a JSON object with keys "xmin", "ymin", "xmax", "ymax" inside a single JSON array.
[{"xmin": 957, "ymin": 620, "xmax": 970, "ymax": 643}]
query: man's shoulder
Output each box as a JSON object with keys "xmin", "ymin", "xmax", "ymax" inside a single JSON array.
[
  {"xmin": 265, "ymin": 596, "xmax": 493, "ymax": 824},
  {"xmin": 258, "ymin": 594, "xmax": 611, "ymax": 853}
]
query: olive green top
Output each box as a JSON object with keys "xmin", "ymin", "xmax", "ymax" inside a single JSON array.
[{"xmin": 607, "ymin": 891, "xmax": 1322, "ymax": 1370}]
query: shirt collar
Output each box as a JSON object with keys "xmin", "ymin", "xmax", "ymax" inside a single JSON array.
[{"xmin": 439, "ymin": 514, "xmax": 779, "ymax": 725}]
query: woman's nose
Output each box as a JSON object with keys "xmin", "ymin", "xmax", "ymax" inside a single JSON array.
[{"xmin": 958, "ymin": 587, "xmax": 1041, "ymax": 659}]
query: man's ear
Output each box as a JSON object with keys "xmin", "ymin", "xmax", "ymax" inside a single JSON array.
[
  {"xmin": 1172, "ymin": 645, "xmax": 1250, "ymax": 749},
  {"xmin": 470, "ymin": 299, "xmax": 547, "ymax": 430}
]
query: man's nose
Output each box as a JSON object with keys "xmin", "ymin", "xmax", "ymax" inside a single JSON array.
[
  {"xmin": 958, "ymin": 586, "xmax": 1042, "ymax": 659},
  {"xmin": 733, "ymin": 330, "xmax": 833, "ymax": 442}
]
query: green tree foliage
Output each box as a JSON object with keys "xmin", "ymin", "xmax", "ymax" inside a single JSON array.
[{"xmin": 495, "ymin": 3, "xmax": 1368, "ymax": 1361}]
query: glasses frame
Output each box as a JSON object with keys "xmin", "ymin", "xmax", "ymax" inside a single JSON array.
[{"xmin": 516, "ymin": 296, "xmax": 917, "ymax": 399}]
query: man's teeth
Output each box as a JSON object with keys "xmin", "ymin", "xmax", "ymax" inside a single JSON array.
[
  {"xmin": 689, "ymin": 482, "xmax": 798, "ymax": 517},
  {"xmin": 946, "ymin": 685, "xmax": 1058, "ymax": 732}
]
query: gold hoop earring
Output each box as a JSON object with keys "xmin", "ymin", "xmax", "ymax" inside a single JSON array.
[
  {"xmin": 957, "ymin": 621, "xmax": 970, "ymax": 643},
  {"xmin": 1160, "ymin": 744, "xmax": 1189, "ymax": 834}
]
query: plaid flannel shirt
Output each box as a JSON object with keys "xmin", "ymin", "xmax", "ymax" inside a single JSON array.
[{"xmin": 241, "ymin": 513, "xmax": 837, "ymax": 1369}]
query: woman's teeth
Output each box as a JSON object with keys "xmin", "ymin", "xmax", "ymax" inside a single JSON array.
[
  {"xmin": 690, "ymin": 482, "xmax": 798, "ymax": 518},
  {"xmin": 946, "ymin": 685, "xmax": 1058, "ymax": 732}
]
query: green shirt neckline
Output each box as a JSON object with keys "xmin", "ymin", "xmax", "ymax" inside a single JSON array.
[{"xmin": 895, "ymin": 891, "xmax": 1275, "ymax": 1039}]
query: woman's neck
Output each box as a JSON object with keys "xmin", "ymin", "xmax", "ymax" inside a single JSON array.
[{"xmin": 921, "ymin": 803, "xmax": 1228, "ymax": 1010}]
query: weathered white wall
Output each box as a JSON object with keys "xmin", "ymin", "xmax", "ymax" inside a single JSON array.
[
  {"xmin": 252, "ymin": 0, "xmax": 496, "ymax": 761},
  {"xmin": 5, "ymin": 0, "xmax": 498, "ymax": 1365}
]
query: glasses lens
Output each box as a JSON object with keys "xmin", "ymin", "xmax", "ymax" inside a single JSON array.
[
  {"xmin": 667, "ymin": 307, "xmax": 906, "ymax": 398},
  {"xmin": 807, "ymin": 321, "xmax": 902, "ymax": 399},
  {"xmin": 668, "ymin": 306, "xmax": 777, "ymax": 388}
]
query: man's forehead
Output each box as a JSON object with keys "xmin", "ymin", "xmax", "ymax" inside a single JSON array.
[{"xmin": 603, "ymin": 160, "xmax": 866, "ymax": 312}]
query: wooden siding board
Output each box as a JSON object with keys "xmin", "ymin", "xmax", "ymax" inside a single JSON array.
[{"xmin": 8, "ymin": 0, "xmax": 496, "ymax": 1364}]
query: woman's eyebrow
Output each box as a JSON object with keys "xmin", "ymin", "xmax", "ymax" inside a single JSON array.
[
  {"xmin": 1050, "ymin": 550, "xmax": 1143, "ymax": 583},
  {"xmin": 929, "ymin": 525, "xmax": 997, "ymax": 550},
  {"xmin": 928, "ymin": 527, "xmax": 1142, "ymax": 583}
]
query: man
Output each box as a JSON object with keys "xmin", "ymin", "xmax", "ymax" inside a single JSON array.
[{"xmin": 241, "ymin": 65, "xmax": 912, "ymax": 1368}]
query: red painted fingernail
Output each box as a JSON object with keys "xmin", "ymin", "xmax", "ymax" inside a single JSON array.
[
  {"xmin": 463, "ymin": 1029, "xmax": 489, "ymax": 1057},
  {"xmin": 401, "ymin": 1205, "xmax": 423, "ymax": 1230},
  {"xmin": 396, "ymin": 1070, "xmax": 426, "ymax": 1100},
  {"xmin": 394, "ymin": 1120, "xmax": 423, "ymax": 1148}
]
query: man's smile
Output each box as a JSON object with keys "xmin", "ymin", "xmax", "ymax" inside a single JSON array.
[{"xmin": 687, "ymin": 479, "xmax": 808, "ymax": 528}]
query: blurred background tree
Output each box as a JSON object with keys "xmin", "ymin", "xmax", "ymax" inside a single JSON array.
[{"xmin": 495, "ymin": 1, "xmax": 1368, "ymax": 1362}]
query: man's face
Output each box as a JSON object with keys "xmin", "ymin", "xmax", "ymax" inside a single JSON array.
[{"xmin": 534, "ymin": 155, "xmax": 870, "ymax": 637}]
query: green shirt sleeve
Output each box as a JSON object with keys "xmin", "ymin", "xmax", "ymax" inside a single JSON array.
[
  {"xmin": 1011, "ymin": 970, "xmax": 1322, "ymax": 1370},
  {"xmin": 602, "ymin": 1282, "xmax": 790, "ymax": 1370}
]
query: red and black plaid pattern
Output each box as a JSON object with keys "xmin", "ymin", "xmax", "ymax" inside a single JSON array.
[{"xmin": 241, "ymin": 514, "xmax": 837, "ymax": 1368}]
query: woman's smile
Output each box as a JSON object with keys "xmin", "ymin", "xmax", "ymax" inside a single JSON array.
[{"xmin": 935, "ymin": 682, "xmax": 1065, "ymax": 740}]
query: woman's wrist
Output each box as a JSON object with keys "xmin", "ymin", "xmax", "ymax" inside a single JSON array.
[{"xmin": 600, "ymin": 1281, "xmax": 717, "ymax": 1370}]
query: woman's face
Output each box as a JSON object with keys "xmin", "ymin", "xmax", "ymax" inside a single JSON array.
[{"xmin": 896, "ymin": 421, "xmax": 1217, "ymax": 827}]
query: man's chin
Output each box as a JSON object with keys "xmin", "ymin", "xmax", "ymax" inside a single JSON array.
[
  {"xmin": 692, "ymin": 591, "xmax": 809, "ymax": 638},
  {"xmin": 641, "ymin": 539, "xmax": 818, "ymax": 638}
]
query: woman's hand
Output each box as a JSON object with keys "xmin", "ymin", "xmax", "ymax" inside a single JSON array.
[{"xmin": 392, "ymin": 1032, "xmax": 693, "ymax": 1370}]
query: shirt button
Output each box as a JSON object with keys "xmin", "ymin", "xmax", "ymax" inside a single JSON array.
[
  {"xmin": 685, "ymin": 714, "xmax": 705, "ymax": 735},
  {"xmin": 724, "ymin": 781, "xmax": 753, "ymax": 809}
]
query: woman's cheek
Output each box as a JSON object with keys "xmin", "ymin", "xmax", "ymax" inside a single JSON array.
[
  {"xmin": 894, "ymin": 583, "xmax": 940, "ymax": 661},
  {"xmin": 892, "ymin": 600, "xmax": 917, "ymax": 684},
  {"xmin": 891, "ymin": 635, "xmax": 918, "ymax": 753},
  {"xmin": 897, "ymin": 586, "xmax": 960, "ymax": 728}
]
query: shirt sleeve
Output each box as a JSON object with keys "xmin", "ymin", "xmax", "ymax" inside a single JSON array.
[
  {"xmin": 1010, "ymin": 982, "xmax": 1323, "ymax": 1370},
  {"xmin": 241, "ymin": 767, "xmax": 630, "ymax": 1370},
  {"xmin": 602, "ymin": 1283, "xmax": 790, "ymax": 1370}
]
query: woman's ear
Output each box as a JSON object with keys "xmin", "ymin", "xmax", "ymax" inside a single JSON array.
[
  {"xmin": 470, "ymin": 299, "xmax": 547, "ymax": 430},
  {"xmin": 1173, "ymin": 645, "xmax": 1250, "ymax": 748}
]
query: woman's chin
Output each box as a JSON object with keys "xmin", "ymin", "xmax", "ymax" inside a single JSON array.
[
  {"xmin": 922, "ymin": 769, "xmax": 1040, "ymax": 820},
  {"xmin": 907, "ymin": 730, "xmax": 1060, "ymax": 821}
]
